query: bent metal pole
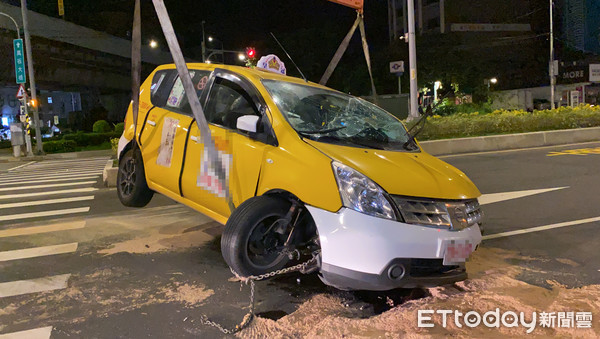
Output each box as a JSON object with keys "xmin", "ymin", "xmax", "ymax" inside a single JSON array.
[
  {"xmin": 151, "ymin": 0, "xmax": 233, "ymax": 211},
  {"xmin": 21, "ymin": 0, "xmax": 43, "ymax": 154},
  {"xmin": 131, "ymin": 0, "xmax": 141, "ymax": 139}
]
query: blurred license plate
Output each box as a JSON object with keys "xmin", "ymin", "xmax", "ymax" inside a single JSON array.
[{"xmin": 443, "ymin": 240, "xmax": 473, "ymax": 265}]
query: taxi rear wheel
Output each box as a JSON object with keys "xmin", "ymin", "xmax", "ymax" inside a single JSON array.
[
  {"xmin": 117, "ymin": 148, "xmax": 154, "ymax": 207},
  {"xmin": 221, "ymin": 196, "xmax": 292, "ymax": 277}
]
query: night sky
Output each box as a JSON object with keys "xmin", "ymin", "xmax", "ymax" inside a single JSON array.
[{"xmin": 2, "ymin": 0, "xmax": 576, "ymax": 96}]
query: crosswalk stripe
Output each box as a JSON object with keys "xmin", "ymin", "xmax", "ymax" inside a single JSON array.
[
  {"xmin": 0, "ymin": 172, "xmax": 103, "ymax": 183},
  {"xmin": 5, "ymin": 166, "xmax": 107, "ymax": 175},
  {"xmin": 0, "ymin": 177, "xmax": 99, "ymax": 187},
  {"xmin": 12, "ymin": 160, "xmax": 107, "ymax": 173},
  {"xmin": 0, "ymin": 274, "xmax": 71, "ymax": 298},
  {"xmin": 0, "ymin": 243, "xmax": 78, "ymax": 262},
  {"xmin": 0, "ymin": 181, "xmax": 97, "ymax": 192},
  {"xmin": 0, "ymin": 188, "xmax": 97, "ymax": 200},
  {"xmin": 0, "ymin": 196, "xmax": 95, "ymax": 210},
  {"xmin": 0, "ymin": 170, "xmax": 104, "ymax": 181},
  {"xmin": 0, "ymin": 326, "xmax": 53, "ymax": 339},
  {"xmin": 0, "ymin": 221, "xmax": 86, "ymax": 238},
  {"xmin": 34, "ymin": 157, "xmax": 108, "ymax": 164},
  {"xmin": 7, "ymin": 162, "xmax": 37, "ymax": 172},
  {"xmin": 0, "ymin": 207, "xmax": 90, "ymax": 222}
]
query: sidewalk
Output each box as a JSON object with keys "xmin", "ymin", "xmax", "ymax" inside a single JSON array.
[{"xmin": 0, "ymin": 148, "xmax": 113, "ymax": 163}]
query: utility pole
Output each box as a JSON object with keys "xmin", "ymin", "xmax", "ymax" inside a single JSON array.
[
  {"xmin": 21, "ymin": 0, "xmax": 43, "ymax": 154},
  {"xmin": 549, "ymin": 0, "xmax": 556, "ymax": 109},
  {"xmin": 407, "ymin": 0, "xmax": 419, "ymax": 119},
  {"xmin": 201, "ymin": 20, "xmax": 206, "ymax": 62}
]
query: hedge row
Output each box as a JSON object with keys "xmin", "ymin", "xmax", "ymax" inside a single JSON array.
[
  {"xmin": 41, "ymin": 131, "xmax": 120, "ymax": 153},
  {"xmin": 62, "ymin": 131, "xmax": 120, "ymax": 147},
  {"xmin": 413, "ymin": 105, "xmax": 600, "ymax": 141},
  {"xmin": 43, "ymin": 140, "xmax": 77, "ymax": 153}
]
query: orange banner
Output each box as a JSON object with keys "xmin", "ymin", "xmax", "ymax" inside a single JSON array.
[{"xmin": 327, "ymin": 0, "xmax": 364, "ymax": 10}]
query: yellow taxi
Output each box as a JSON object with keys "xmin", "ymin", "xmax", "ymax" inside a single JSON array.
[{"xmin": 117, "ymin": 57, "xmax": 483, "ymax": 290}]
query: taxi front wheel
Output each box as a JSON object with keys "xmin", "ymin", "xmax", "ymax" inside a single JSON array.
[
  {"xmin": 221, "ymin": 196, "xmax": 292, "ymax": 277},
  {"xmin": 117, "ymin": 148, "xmax": 154, "ymax": 207}
]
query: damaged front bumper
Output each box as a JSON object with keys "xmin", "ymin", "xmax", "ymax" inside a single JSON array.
[{"xmin": 306, "ymin": 206, "xmax": 482, "ymax": 291}]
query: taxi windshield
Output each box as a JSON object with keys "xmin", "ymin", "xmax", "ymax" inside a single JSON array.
[{"xmin": 262, "ymin": 80, "xmax": 415, "ymax": 151}]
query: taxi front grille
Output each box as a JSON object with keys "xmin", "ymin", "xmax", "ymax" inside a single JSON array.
[{"xmin": 392, "ymin": 196, "xmax": 483, "ymax": 231}]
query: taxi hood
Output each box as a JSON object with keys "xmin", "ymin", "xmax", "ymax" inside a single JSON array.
[{"xmin": 304, "ymin": 140, "xmax": 480, "ymax": 200}]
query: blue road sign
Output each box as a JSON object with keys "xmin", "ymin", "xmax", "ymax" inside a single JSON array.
[{"xmin": 13, "ymin": 39, "xmax": 26, "ymax": 84}]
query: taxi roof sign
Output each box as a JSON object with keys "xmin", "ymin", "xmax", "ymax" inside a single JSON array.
[
  {"xmin": 16, "ymin": 84, "xmax": 26, "ymax": 99},
  {"xmin": 256, "ymin": 54, "xmax": 286, "ymax": 75}
]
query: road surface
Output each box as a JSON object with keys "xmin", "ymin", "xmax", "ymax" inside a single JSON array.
[{"xmin": 1, "ymin": 142, "xmax": 599, "ymax": 337}]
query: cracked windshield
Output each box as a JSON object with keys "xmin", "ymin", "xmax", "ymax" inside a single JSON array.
[{"xmin": 263, "ymin": 80, "xmax": 414, "ymax": 151}]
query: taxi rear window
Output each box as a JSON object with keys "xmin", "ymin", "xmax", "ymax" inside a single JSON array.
[
  {"xmin": 150, "ymin": 69, "xmax": 211, "ymax": 115},
  {"xmin": 150, "ymin": 70, "xmax": 177, "ymax": 107}
]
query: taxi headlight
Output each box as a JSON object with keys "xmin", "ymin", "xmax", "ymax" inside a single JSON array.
[{"xmin": 332, "ymin": 162, "xmax": 396, "ymax": 220}]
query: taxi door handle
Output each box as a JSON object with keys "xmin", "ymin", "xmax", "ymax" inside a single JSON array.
[{"xmin": 147, "ymin": 120, "xmax": 156, "ymax": 127}]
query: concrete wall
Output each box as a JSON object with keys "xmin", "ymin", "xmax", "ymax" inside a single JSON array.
[{"xmin": 491, "ymin": 82, "xmax": 592, "ymax": 110}]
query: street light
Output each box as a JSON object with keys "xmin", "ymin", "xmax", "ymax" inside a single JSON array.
[
  {"xmin": 490, "ymin": 77, "xmax": 498, "ymax": 85},
  {"xmin": 208, "ymin": 36, "xmax": 214, "ymax": 42},
  {"xmin": 238, "ymin": 53, "xmax": 246, "ymax": 61},
  {"xmin": 0, "ymin": 12, "xmax": 21, "ymax": 40},
  {"xmin": 149, "ymin": 40, "xmax": 158, "ymax": 48}
]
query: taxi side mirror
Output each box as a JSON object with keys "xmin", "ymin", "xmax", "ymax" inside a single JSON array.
[{"xmin": 237, "ymin": 115, "xmax": 260, "ymax": 133}]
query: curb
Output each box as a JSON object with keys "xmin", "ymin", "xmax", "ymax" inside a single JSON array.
[
  {"xmin": 419, "ymin": 126, "xmax": 600, "ymax": 156},
  {"xmin": 0, "ymin": 149, "xmax": 113, "ymax": 163},
  {"xmin": 103, "ymin": 159, "xmax": 118, "ymax": 187}
]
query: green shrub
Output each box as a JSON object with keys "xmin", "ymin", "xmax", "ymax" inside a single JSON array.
[
  {"xmin": 92, "ymin": 120, "xmax": 112, "ymax": 133},
  {"xmin": 43, "ymin": 140, "xmax": 77, "ymax": 153},
  {"xmin": 63, "ymin": 131, "xmax": 91, "ymax": 146},
  {"xmin": 111, "ymin": 138, "xmax": 120, "ymax": 155},
  {"xmin": 411, "ymin": 105, "xmax": 600, "ymax": 141},
  {"xmin": 62, "ymin": 131, "xmax": 118, "ymax": 147},
  {"xmin": 114, "ymin": 122, "xmax": 125, "ymax": 135}
]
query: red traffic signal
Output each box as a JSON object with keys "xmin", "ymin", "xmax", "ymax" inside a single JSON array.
[{"xmin": 245, "ymin": 47, "xmax": 256, "ymax": 59}]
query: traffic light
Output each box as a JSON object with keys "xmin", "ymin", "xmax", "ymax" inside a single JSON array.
[{"xmin": 245, "ymin": 47, "xmax": 256, "ymax": 59}]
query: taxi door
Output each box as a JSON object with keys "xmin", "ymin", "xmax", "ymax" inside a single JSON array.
[
  {"xmin": 139, "ymin": 69, "xmax": 212, "ymax": 196},
  {"xmin": 180, "ymin": 70, "xmax": 278, "ymax": 222}
]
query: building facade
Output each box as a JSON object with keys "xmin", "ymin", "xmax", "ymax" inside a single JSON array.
[
  {"xmin": 0, "ymin": 2, "xmax": 174, "ymax": 130},
  {"xmin": 560, "ymin": 0, "xmax": 600, "ymax": 54}
]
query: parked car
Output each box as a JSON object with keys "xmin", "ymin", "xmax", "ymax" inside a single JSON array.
[{"xmin": 116, "ymin": 62, "xmax": 483, "ymax": 291}]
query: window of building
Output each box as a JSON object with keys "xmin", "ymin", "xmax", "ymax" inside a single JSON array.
[{"xmin": 47, "ymin": 97, "xmax": 53, "ymax": 104}]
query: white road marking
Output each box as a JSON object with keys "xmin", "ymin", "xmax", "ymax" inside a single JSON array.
[
  {"xmin": 0, "ymin": 172, "xmax": 103, "ymax": 183},
  {"xmin": 0, "ymin": 243, "xmax": 78, "ymax": 262},
  {"xmin": 479, "ymin": 187, "xmax": 568, "ymax": 205},
  {"xmin": 0, "ymin": 274, "xmax": 70, "ymax": 298},
  {"xmin": 0, "ymin": 326, "xmax": 53, "ymax": 339},
  {"xmin": 3, "ymin": 166, "xmax": 106, "ymax": 175},
  {"xmin": 0, "ymin": 176, "xmax": 99, "ymax": 187},
  {"xmin": 0, "ymin": 169, "xmax": 103, "ymax": 181},
  {"xmin": 0, "ymin": 221, "xmax": 86, "ymax": 238},
  {"xmin": 0, "ymin": 188, "xmax": 98, "ymax": 200},
  {"xmin": 483, "ymin": 216, "xmax": 600, "ymax": 240},
  {"xmin": 0, "ymin": 207, "xmax": 90, "ymax": 222},
  {"xmin": 7, "ymin": 161, "xmax": 36, "ymax": 172},
  {"xmin": 0, "ymin": 196, "xmax": 95, "ymax": 210},
  {"xmin": 15, "ymin": 163, "xmax": 108, "ymax": 172},
  {"xmin": 0, "ymin": 181, "xmax": 97, "ymax": 192}
]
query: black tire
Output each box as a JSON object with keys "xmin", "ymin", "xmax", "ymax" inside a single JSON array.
[
  {"xmin": 221, "ymin": 196, "xmax": 293, "ymax": 276},
  {"xmin": 117, "ymin": 148, "xmax": 154, "ymax": 207}
]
